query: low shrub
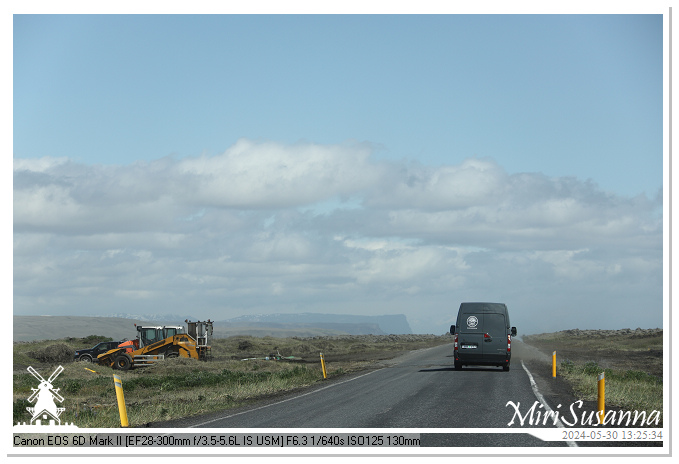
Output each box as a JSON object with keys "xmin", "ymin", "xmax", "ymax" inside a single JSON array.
[
  {"xmin": 27, "ymin": 343, "xmax": 73, "ymax": 364},
  {"xmin": 582, "ymin": 361, "xmax": 602, "ymax": 376},
  {"xmin": 238, "ymin": 340, "xmax": 254, "ymax": 351},
  {"xmin": 13, "ymin": 399, "xmax": 30, "ymax": 424}
]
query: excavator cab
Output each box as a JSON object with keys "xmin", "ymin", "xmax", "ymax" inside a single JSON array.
[
  {"xmin": 137, "ymin": 326, "xmax": 163, "ymax": 348},
  {"xmin": 163, "ymin": 326, "xmax": 183, "ymax": 338},
  {"xmin": 136, "ymin": 325, "xmax": 184, "ymax": 348}
]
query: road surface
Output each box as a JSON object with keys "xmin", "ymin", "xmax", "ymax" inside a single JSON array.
[{"xmin": 178, "ymin": 340, "xmax": 567, "ymax": 447}]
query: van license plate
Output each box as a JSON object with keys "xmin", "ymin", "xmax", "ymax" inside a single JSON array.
[{"xmin": 461, "ymin": 344, "xmax": 477, "ymax": 349}]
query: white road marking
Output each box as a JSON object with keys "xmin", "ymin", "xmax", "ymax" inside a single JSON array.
[
  {"xmin": 521, "ymin": 360, "xmax": 578, "ymax": 447},
  {"xmin": 189, "ymin": 349, "xmax": 578, "ymax": 449},
  {"xmin": 189, "ymin": 368, "xmax": 383, "ymax": 428}
]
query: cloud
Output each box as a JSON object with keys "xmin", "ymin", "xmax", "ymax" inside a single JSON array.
[
  {"xmin": 358, "ymin": 164, "xmax": 661, "ymax": 254},
  {"xmin": 176, "ymin": 138, "xmax": 381, "ymax": 208},
  {"xmin": 13, "ymin": 140, "xmax": 662, "ymax": 334},
  {"xmin": 367, "ymin": 157, "xmax": 509, "ymax": 210},
  {"xmin": 344, "ymin": 240, "xmax": 470, "ymax": 288}
]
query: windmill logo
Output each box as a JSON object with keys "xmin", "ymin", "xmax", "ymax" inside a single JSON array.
[{"xmin": 21, "ymin": 365, "xmax": 69, "ymax": 426}]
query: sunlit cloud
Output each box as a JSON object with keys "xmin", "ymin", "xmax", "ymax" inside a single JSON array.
[{"xmin": 13, "ymin": 140, "xmax": 662, "ymax": 334}]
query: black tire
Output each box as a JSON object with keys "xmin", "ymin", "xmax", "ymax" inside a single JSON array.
[
  {"xmin": 503, "ymin": 363, "xmax": 510, "ymax": 372},
  {"xmin": 454, "ymin": 362, "xmax": 462, "ymax": 371},
  {"xmin": 166, "ymin": 352, "xmax": 179, "ymax": 359},
  {"xmin": 114, "ymin": 354, "xmax": 133, "ymax": 371},
  {"xmin": 78, "ymin": 355, "xmax": 93, "ymax": 363}
]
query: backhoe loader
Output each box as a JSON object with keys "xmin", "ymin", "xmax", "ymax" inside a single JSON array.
[{"xmin": 97, "ymin": 320, "xmax": 213, "ymax": 370}]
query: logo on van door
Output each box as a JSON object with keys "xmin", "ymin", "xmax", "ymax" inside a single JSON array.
[{"xmin": 466, "ymin": 316, "xmax": 479, "ymax": 329}]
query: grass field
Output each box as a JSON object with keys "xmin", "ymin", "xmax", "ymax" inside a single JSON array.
[
  {"xmin": 14, "ymin": 330, "xmax": 664, "ymax": 428},
  {"xmin": 13, "ymin": 333, "xmax": 449, "ymax": 427},
  {"xmin": 522, "ymin": 329, "xmax": 663, "ymax": 426}
]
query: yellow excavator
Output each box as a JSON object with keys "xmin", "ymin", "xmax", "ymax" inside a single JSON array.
[{"xmin": 97, "ymin": 320, "xmax": 213, "ymax": 370}]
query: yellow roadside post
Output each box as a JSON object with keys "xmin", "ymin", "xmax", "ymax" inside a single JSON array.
[
  {"xmin": 113, "ymin": 374, "xmax": 129, "ymax": 427},
  {"xmin": 597, "ymin": 372, "xmax": 605, "ymax": 425},
  {"xmin": 552, "ymin": 351, "xmax": 556, "ymax": 378},
  {"xmin": 320, "ymin": 352, "xmax": 328, "ymax": 379}
]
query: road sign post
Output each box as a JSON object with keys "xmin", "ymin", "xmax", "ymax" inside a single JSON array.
[
  {"xmin": 320, "ymin": 353, "xmax": 327, "ymax": 380},
  {"xmin": 113, "ymin": 374, "xmax": 129, "ymax": 427},
  {"xmin": 597, "ymin": 372, "xmax": 605, "ymax": 424}
]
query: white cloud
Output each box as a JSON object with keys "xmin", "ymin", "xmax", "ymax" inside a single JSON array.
[
  {"xmin": 350, "ymin": 245, "xmax": 469, "ymax": 286},
  {"xmin": 176, "ymin": 139, "xmax": 380, "ymax": 208},
  {"xmin": 367, "ymin": 157, "xmax": 508, "ymax": 211},
  {"xmin": 13, "ymin": 156, "xmax": 70, "ymax": 173},
  {"xmin": 14, "ymin": 184, "xmax": 81, "ymax": 227},
  {"xmin": 12, "ymin": 140, "xmax": 662, "ymax": 334}
]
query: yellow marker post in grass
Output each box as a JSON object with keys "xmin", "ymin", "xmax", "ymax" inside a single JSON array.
[
  {"xmin": 320, "ymin": 353, "xmax": 327, "ymax": 379},
  {"xmin": 597, "ymin": 372, "xmax": 605, "ymax": 425},
  {"xmin": 552, "ymin": 351, "xmax": 556, "ymax": 378},
  {"xmin": 113, "ymin": 374, "xmax": 129, "ymax": 427}
]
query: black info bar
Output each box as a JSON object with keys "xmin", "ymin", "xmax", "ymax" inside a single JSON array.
[{"xmin": 13, "ymin": 433, "xmax": 421, "ymax": 447}]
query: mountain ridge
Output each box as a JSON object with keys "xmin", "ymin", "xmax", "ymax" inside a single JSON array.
[
  {"xmin": 222, "ymin": 313, "xmax": 413, "ymax": 334},
  {"xmin": 13, "ymin": 313, "xmax": 413, "ymax": 342}
]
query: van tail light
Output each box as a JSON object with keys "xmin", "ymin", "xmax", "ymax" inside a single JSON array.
[
  {"xmin": 507, "ymin": 334, "xmax": 512, "ymax": 352},
  {"xmin": 454, "ymin": 333, "xmax": 458, "ymax": 352}
]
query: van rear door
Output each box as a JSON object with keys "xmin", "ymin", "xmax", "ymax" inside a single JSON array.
[{"xmin": 481, "ymin": 313, "xmax": 508, "ymax": 363}]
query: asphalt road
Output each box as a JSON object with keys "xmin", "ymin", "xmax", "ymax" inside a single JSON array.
[{"xmin": 182, "ymin": 340, "xmax": 568, "ymax": 447}]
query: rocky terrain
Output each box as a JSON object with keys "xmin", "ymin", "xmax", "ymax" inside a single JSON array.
[
  {"xmin": 292, "ymin": 333, "xmax": 446, "ymax": 342},
  {"xmin": 538, "ymin": 327, "xmax": 662, "ymax": 338}
]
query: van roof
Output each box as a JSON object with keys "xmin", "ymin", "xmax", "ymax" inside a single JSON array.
[{"xmin": 459, "ymin": 302, "xmax": 507, "ymax": 313}]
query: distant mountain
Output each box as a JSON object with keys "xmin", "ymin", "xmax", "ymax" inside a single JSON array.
[
  {"xmin": 14, "ymin": 316, "xmax": 149, "ymax": 342},
  {"xmin": 221, "ymin": 313, "xmax": 413, "ymax": 335},
  {"xmin": 94, "ymin": 313, "xmax": 197, "ymax": 323},
  {"xmin": 13, "ymin": 313, "xmax": 413, "ymax": 342}
]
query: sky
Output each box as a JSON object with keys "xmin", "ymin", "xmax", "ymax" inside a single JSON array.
[{"xmin": 12, "ymin": 11, "xmax": 666, "ymax": 335}]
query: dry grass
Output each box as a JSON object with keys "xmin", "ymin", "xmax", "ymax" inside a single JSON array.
[
  {"xmin": 14, "ymin": 333, "xmax": 450, "ymax": 427},
  {"xmin": 522, "ymin": 330, "xmax": 663, "ymax": 426}
]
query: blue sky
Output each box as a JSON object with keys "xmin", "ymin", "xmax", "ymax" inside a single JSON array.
[
  {"xmin": 14, "ymin": 14, "xmax": 662, "ymax": 196},
  {"xmin": 12, "ymin": 12, "xmax": 666, "ymax": 335}
]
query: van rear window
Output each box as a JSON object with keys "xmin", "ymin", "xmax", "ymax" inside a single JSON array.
[{"xmin": 461, "ymin": 313, "xmax": 506, "ymax": 333}]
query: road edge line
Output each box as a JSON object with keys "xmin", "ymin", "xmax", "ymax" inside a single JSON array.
[
  {"xmin": 188, "ymin": 368, "xmax": 383, "ymax": 428},
  {"xmin": 521, "ymin": 360, "xmax": 578, "ymax": 448}
]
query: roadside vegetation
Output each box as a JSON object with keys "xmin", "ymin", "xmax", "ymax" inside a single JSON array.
[
  {"xmin": 13, "ymin": 333, "xmax": 450, "ymax": 427},
  {"xmin": 558, "ymin": 360, "xmax": 663, "ymax": 423},
  {"xmin": 522, "ymin": 329, "xmax": 663, "ymax": 426}
]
